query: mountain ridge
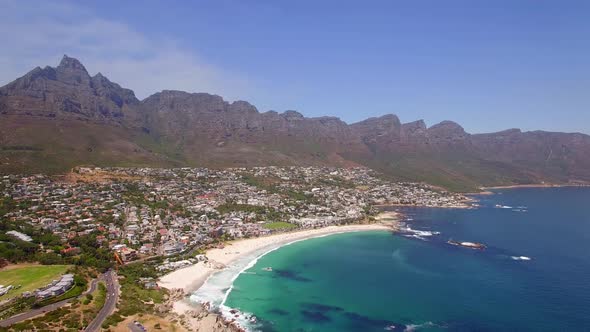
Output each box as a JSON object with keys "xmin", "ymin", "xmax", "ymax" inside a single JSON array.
[{"xmin": 1, "ymin": 56, "xmax": 589, "ymax": 191}]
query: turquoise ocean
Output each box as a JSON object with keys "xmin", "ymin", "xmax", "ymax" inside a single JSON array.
[{"xmin": 194, "ymin": 188, "xmax": 590, "ymax": 331}]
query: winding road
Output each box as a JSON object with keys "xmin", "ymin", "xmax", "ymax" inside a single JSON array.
[{"xmin": 85, "ymin": 269, "xmax": 119, "ymax": 332}]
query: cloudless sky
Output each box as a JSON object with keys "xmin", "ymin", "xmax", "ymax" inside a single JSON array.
[{"xmin": 1, "ymin": 0, "xmax": 589, "ymax": 133}]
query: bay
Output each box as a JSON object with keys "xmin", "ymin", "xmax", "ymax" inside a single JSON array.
[{"xmin": 224, "ymin": 188, "xmax": 590, "ymax": 331}]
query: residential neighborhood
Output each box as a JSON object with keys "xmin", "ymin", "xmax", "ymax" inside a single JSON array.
[{"xmin": 1, "ymin": 166, "xmax": 471, "ymax": 267}]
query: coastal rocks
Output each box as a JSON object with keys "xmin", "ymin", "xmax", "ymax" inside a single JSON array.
[
  {"xmin": 168, "ymin": 288, "xmax": 186, "ymax": 301},
  {"xmin": 154, "ymin": 303, "xmax": 170, "ymax": 314},
  {"xmin": 159, "ymin": 288, "xmax": 186, "ymax": 314},
  {"xmin": 175, "ymin": 304, "xmax": 243, "ymax": 332},
  {"xmin": 165, "ymin": 294, "xmax": 244, "ymax": 332},
  {"xmin": 205, "ymin": 260, "xmax": 226, "ymax": 270},
  {"xmin": 447, "ymin": 240, "xmax": 486, "ymax": 250},
  {"xmin": 373, "ymin": 211, "xmax": 400, "ymax": 230}
]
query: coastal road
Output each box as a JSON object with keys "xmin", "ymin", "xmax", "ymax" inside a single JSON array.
[
  {"xmin": 85, "ymin": 269, "xmax": 119, "ymax": 332},
  {"xmin": 0, "ymin": 277, "xmax": 101, "ymax": 327}
]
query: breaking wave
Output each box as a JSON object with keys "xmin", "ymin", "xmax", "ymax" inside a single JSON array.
[
  {"xmin": 400, "ymin": 225, "xmax": 441, "ymax": 238},
  {"xmin": 403, "ymin": 234, "xmax": 428, "ymax": 241}
]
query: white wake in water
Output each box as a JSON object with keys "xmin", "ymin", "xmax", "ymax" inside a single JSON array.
[{"xmin": 511, "ymin": 256, "xmax": 532, "ymax": 261}]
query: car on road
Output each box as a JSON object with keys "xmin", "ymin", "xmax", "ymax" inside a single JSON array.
[{"xmin": 133, "ymin": 321, "xmax": 147, "ymax": 331}]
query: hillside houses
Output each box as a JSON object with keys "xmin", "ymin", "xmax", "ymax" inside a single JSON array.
[{"xmin": 1, "ymin": 166, "xmax": 471, "ymax": 264}]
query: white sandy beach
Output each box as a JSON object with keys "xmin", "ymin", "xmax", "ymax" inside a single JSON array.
[{"xmin": 158, "ymin": 219, "xmax": 397, "ymax": 317}]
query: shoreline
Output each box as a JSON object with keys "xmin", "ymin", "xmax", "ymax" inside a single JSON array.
[
  {"xmin": 159, "ymin": 222, "xmax": 394, "ymax": 293},
  {"xmin": 375, "ymin": 202, "xmax": 473, "ymax": 209},
  {"xmin": 159, "ymin": 220, "xmax": 397, "ymax": 319},
  {"xmin": 481, "ymin": 183, "xmax": 589, "ymax": 190}
]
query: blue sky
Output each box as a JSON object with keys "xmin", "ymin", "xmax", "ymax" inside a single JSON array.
[{"xmin": 1, "ymin": 0, "xmax": 589, "ymax": 133}]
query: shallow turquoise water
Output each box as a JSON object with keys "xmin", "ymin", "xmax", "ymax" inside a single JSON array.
[{"xmin": 224, "ymin": 188, "xmax": 590, "ymax": 331}]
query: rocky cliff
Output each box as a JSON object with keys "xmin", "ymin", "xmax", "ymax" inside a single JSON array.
[{"xmin": 1, "ymin": 56, "xmax": 589, "ymax": 191}]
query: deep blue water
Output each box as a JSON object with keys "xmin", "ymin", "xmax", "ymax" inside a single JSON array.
[{"xmin": 224, "ymin": 188, "xmax": 590, "ymax": 331}]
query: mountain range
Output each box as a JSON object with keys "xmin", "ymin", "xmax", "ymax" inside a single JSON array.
[{"xmin": 1, "ymin": 55, "xmax": 589, "ymax": 191}]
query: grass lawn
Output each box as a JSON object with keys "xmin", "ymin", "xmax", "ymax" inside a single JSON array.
[
  {"xmin": 262, "ymin": 221, "xmax": 297, "ymax": 230},
  {"xmin": 0, "ymin": 264, "xmax": 70, "ymax": 300}
]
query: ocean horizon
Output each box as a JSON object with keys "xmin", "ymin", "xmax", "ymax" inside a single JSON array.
[{"xmin": 193, "ymin": 187, "xmax": 590, "ymax": 331}]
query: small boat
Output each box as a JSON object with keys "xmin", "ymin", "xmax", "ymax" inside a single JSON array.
[
  {"xmin": 262, "ymin": 267, "xmax": 273, "ymax": 271},
  {"xmin": 447, "ymin": 239, "xmax": 486, "ymax": 250}
]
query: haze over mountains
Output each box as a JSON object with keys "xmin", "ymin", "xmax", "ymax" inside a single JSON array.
[{"xmin": 1, "ymin": 56, "xmax": 589, "ymax": 191}]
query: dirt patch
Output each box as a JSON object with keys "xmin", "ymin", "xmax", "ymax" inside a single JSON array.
[{"xmin": 112, "ymin": 314, "xmax": 188, "ymax": 332}]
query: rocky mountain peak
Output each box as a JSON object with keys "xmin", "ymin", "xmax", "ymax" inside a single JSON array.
[
  {"xmin": 430, "ymin": 120, "xmax": 464, "ymax": 130},
  {"xmin": 91, "ymin": 73, "xmax": 139, "ymax": 107},
  {"xmin": 282, "ymin": 110, "xmax": 305, "ymax": 120},
  {"xmin": 54, "ymin": 55, "xmax": 90, "ymax": 85},
  {"xmin": 494, "ymin": 128, "xmax": 522, "ymax": 135},
  {"xmin": 401, "ymin": 120, "xmax": 428, "ymax": 138},
  {"xmin": 0, "ymin": 55, "xmax": 140, "ymax": 121},
  {"xmin": 428, "ymin": 120, "xmax": 468, "ymax": 140},
  {"xmin": 379, "ymin": 113, "xmax": 401, "ymax": 122},
  {"xmin": 402, "ymin": 119, "xmax": 427, "ymax": 130},
  {"xmin": 57, "ymin": 55, "xmax": 88, "ymax": 72},
  {"xmin": 352, "ymin": 114, "xmax": 402, "ymax": 128},
  {"xmin": 350, "ymin": 114, "xmax": 403, "ymax": 147},
  {"xmin": 228, "ymin": 100, "xmax": 258, "ymax": 114},
  {"xmin": 93, "ymin": 72, "xmax": 106, "ymax": 79}
]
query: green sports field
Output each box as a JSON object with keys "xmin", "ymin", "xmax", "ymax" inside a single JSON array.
[{"xmin": 0, "ymin": 264, "xmax": 70, "ymax": 300}]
